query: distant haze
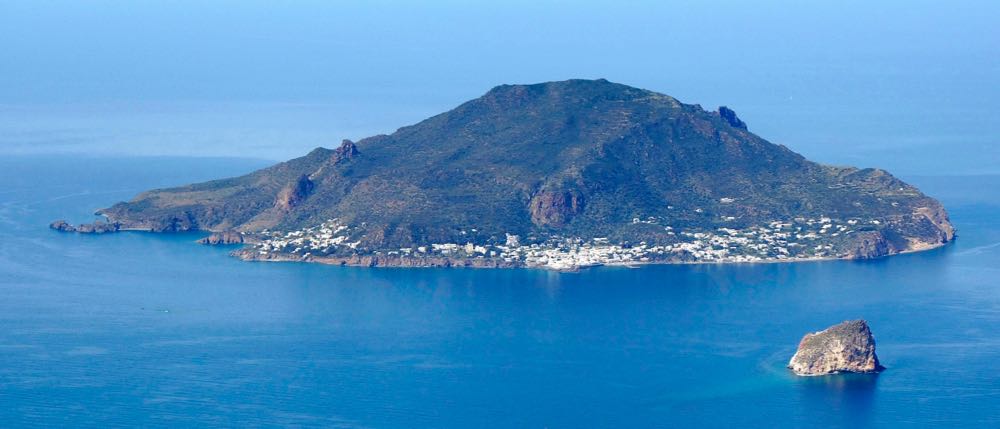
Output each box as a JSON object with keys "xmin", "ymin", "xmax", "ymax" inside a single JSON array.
[{"xmin": 1, "ymin": 0, "xmax": 997, "ymax": 174}]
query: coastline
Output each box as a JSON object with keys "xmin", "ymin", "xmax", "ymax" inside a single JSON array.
[
  {"xmin": 231, "ymin": 239, "xmax": 952, "ymax": 271},
  {"xmin": 50, "ymin": 220, "xmax": 955, "ymax": 272}
]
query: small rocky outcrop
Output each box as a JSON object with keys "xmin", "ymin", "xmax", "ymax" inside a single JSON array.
[
  {"xmin": 788, "ymin": 320, "xmax": 884, "ymax": 376},
  {"xmin": 49, "ymin": 220, "xmax": 76, "ymax": 232},
  {"xmin": 719, "ymin": 106, "xmax": 748, "ymax": 130},
  {"xmin": 333, "ymin": 139, "xmax": 359, "ymax": 163},
  {"xmin": 197, "ymin": 230, "xmax": 244, "ymax": 245}
]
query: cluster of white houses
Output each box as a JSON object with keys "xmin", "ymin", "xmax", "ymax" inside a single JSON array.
[
  {"xmin": 251, "ymin": 216, "xmax": 882, "ymax": 270},
  {"xmin": 255, "ymin": 219, "xmax": 361, "ymax": 258}
]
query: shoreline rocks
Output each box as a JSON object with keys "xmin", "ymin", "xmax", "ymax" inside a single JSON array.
[
  {"xmin": 197, "ymin": 230, "xmax": 245, "ymax": 245},
  {"xmin": 788, "ymin": 320, "xmax": 884, "ymax": 376},
  {"xmin": 49, "ymin": 220, "xmax": 120, "ymax": 234},
  {"xmin": 49, "ymin": 220, "xmax": 76, "ymax": 232}
]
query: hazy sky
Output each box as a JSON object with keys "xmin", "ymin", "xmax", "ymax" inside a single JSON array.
[{"xmin": 1, "ymin": 0, "xmax": 997, "ymax": 174}]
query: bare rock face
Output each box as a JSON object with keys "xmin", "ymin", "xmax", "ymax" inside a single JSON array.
[
  {"xmin": 914, "ymin": 205, "xmax": 956, "ymax": 243},
  {"xmin": 197, "ymin": 230, "xmax": 244, "ymax": 245},
  {"xmin": 529, "ymin": 189, "xmax": 584, "ymax": 227},
  {"xmin": 788, "ymin": 320, "xmax": 884, "ymax": 376},
  {"xmin": 718, "ymin": 105, "xmax": 748, "ymax": 130},
  {"xmin": 275, "ymin": 174, "xmax": 315, "ymax": 211},
  {"xmin": 847, "ymin": 231, "xmax": 897, "ymax": 259},
  {"xmin": 333, "ymin": 139, "xmax": 358, "ymax": 162}
]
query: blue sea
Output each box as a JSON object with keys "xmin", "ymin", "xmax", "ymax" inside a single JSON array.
[{"xmin": 1, "ymin": 156, "xmax": 998, "ymax": 428}]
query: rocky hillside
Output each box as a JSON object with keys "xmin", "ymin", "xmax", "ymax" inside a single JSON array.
[{"xmin": 90, "ymin": 79, "xmax": 954, "ymax": 266}]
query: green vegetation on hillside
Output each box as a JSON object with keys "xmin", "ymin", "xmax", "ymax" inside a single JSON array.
[{"xmin": 95, "ymin": 79, "xmax": 954, "ymax": 263}]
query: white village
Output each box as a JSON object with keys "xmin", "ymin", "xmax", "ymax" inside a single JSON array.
[{"xmin": 250, "ymin": 214, "xmax": 885, "ymax": 271}]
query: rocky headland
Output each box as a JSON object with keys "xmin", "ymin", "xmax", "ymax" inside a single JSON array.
[{"xmin": 50, "ymin": 220, "xmax": 121, "ymax": 234}]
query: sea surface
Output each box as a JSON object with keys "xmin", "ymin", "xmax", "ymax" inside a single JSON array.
[{"xmin": 1, "ymin": 156, "xmax": 998, "ymax": 428}]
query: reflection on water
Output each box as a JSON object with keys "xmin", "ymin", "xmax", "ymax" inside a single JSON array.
[{"xmin": 797, "ymin": 373, "xmax": 879, "ymax": 426}]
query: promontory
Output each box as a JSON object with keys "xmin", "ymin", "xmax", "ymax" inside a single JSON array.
[{"xmin": 60, "ymin": 79, "xmax": 955, "ymax": 270}]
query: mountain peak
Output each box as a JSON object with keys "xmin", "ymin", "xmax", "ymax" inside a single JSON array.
[
  {"xmin": 481, "ymin": 78, "xmax": 664, "ymax": 105},
  {"xmin": 488, "ymin": 78, "xmax": 615, "ymax": 92}
]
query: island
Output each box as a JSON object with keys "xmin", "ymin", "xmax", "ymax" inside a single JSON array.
[
  {"xmin": 788, "ymin": 320, "xmax": 884, "ymax": 376},
  {"xmin": 54, "ymin": 79, "xmax": 955, "ymax": 270}
]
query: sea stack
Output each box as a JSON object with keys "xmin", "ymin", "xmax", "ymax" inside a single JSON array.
[{"xmin": 788, "ymin": 320, "xmax": 884, "ymax": 376}]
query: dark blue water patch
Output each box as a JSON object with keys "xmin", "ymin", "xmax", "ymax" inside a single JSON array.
[{"xmin": 1, "ymin": 157, "xmax": 998, "ymax": 428}]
